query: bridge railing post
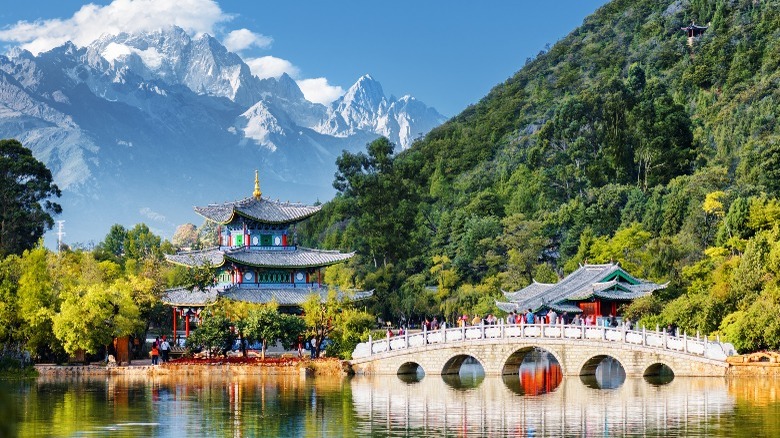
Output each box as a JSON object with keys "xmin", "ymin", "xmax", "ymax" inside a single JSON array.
[
  {"xmin": 368, "ymin": 335, "xmax": 372, "ymax": 356},
  {"xmin": 404, "ymin": 327, "xmax": 409, "ymax": 350},
  {"xmin": 663, "ymin": 327, "xmax": 668, "ymax": 350},
  {"xmin": 560, "ymin": 320, "xmax": 564, "ymax": 338},
  {"xmin": 423, "ymin": 325, "xmax": 427, "ymax": 345},
  {"xmin": 441, "ymin": 323, "xmax": 446, "ymax": 345},
  {"xmin": 501, "ymin": 318, "xmax": 505, "ymax": 339},
  {"xmin": 684, "ymin": 331, "xmax": 688, "ymax": 353},
  {"xmin": 642, "ymin": 327, "xmax": 646, "ymax": 346},
  {"xmin": 480, "ymin": 321, "xmax": 485, "ymax": 340}
]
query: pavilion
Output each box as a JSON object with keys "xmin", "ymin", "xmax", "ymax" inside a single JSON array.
[{"xmin": 496, "ymin": 262, "xmax": 666, "ymax": 320}]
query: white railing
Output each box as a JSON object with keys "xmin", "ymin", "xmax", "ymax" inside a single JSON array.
[{"xmin": 351, "ymin": 321, "xmax": 733, "ymax": 362}]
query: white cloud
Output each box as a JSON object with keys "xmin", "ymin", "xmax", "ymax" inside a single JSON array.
[
  {"xmin": 0, "ymin": 0, "xmax": 346, "ymax": 106},
  {"xmin": 297, "ymin": 78, "xmax": 344, "ymax": 105},
  {"xmin": 0, "ymin": 0, "xmax": 228, "ymax": 55},
  {"xmin": 245, "ymin": 56, "xmax": 300, "ymax": 79},
  {"xmin": 140, "ymin": 207, "xmax": 166, "ymax": 223},
  {"xmin": 223, "ymin": 28, "xmax": 272, "ymax": 52}
]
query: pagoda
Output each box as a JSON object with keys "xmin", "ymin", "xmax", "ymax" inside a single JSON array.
[
  {"xmin": 163, "ymin": 171, "xmax": 372, "ymax": 337},
  {"xmin": 496, "ymin": 263, "xmax": 666, "ymax": 320}
]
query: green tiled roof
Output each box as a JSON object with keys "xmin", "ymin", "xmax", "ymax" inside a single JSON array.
[
  {"xmin": 224, "ymin": 247, "xmax": 354, "ymax": 268},
  {"xmin": 165, "ymin": 247, "xmax": 354, "ymax": 269},
  {"xmin": 165, "ymin": 247, "xmax": 225, "ymax": 267},
  {"xmin": 163, "ymin": 286, "xmax": 219, "ymax": 306},
  {"xmin": 496, "ymin": 263, "xmax": 665, "ymax": 313},
  {"xmin": 194, "ymin": 197, "xmax": 321, "ymax": 224},
  {"xmin": 163, "ymin": 285, "xmax": 373, "ymax": 307},
  {"xmin": 221, "ymin": 286, "xmax": 373, "ymax": 306}
]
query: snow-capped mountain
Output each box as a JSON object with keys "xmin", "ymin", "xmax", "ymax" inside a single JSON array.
[
  {"xmin": 315, "ymin": 74, "xmax": 446, "ymax": 149},
  {"xmin": 0, "ymin": 26, "xmax": 445, "ymax": 244}
]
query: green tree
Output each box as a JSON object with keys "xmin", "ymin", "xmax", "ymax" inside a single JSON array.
[
  {"xmin": 186, "ymin": 311, "xmax": 236, "ymax": 357},
  {"xmin": 52, "ymin": 281, "xmax": 141, "ymax": 356},
  {"xmin": 0, "ymin": 139, "xmax": 62, "ymax": 256},
  {"xmin": 630, "ymin": 80, "xmax": 695, "ymax": 189},
  {"xmin": 301, "ymin": 291, "xmax": 344, "ymax": 358},
  {"xmin": 0, "ymin": 255, "xmax": 22, "ymax": 350},
  {"xmin": 16, "ymin": 246, "xmax": 61, "ymax": 360},
  {"xmin": 124, "ymin": 224, "xmax": 163, "ymax": 261},
  {"xmin": 241, "ymin": 305, "xmax": 306, "ymax": 360},
  {"xmin": 95, "ymin": 224, "xmax": 128, "ymax": 261},
  {"xmin": 333, "ymin": 137, "xmax": 417, "ymax": 267}
]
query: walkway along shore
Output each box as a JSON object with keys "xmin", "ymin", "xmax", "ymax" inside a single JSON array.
[
  {"xmin": 33, "ymin": 355, "xmax": 780, "ymax": 378},
  {"xmin": 35, "ymin": 357, "xmax": 350, "ymax": 377}
]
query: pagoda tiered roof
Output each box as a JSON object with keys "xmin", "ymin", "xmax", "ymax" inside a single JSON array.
[
  {"xmin": 162, "ymin": 285, "xmax": 373, "ymax": 307},
  {"xmin": 166, "ymin": 246, "xmax": 355, "ymax": 269},
  {"xmin": 221, "ymin": 286, "xmax": 374, "ymax": 306},
  {"xmin": 194, "ymin": 196, "xmax": 322, "ymax": 224},
  {"xmin": 496, "ymin": 262, "xmax": 666, "ymax": 313},
  {"xmin": 164, "ymin": 286, "xmax": 220, "ymax": 307}
]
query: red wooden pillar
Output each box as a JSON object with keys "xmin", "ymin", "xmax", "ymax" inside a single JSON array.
[
  {"xmin": 185, "ymin": 313, "xmax": 191, "ymax": 338},
  {"xmin": 172, "ymin": 307, "xmax": 177, "ymax": 340}
]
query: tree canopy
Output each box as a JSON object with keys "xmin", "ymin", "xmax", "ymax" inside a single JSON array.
[{"xmin": 0, "ymin": 139, "xmax": 61, "ymax": 257}]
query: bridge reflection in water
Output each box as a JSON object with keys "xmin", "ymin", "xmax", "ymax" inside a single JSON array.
[{"xmin": 351, "ymin": 372, "xmax": 732, "ymax": 436}]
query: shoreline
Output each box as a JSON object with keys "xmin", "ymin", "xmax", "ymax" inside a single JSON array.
[{"xmin": 34, "ymin": 357, "xmax": 349, "ymax": 378}]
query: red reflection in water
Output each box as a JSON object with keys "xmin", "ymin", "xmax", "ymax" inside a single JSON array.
[{"xmin": 519, "ymin": 362, "xmax": 562, "ymax": 395}]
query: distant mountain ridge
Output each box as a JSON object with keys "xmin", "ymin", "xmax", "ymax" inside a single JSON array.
[{"xmin": 0, "ymin": 26, "xmax": 446, "ymax": 244}]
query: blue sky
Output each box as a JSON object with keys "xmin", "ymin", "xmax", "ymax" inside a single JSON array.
[{"xmin": 0, "ymin": 0, "xmax": 608, "ymax": 117}]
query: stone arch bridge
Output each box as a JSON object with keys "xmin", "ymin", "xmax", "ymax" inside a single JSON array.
[{"xmin": 350, "ymin": 323, "xmax": 733, "ymax": 377}]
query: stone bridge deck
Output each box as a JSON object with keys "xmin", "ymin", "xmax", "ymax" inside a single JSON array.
[{"xmin": 350, "ymin": 323, "xmax": 734, "ymax": 377}]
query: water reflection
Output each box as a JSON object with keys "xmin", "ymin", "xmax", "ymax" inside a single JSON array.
[
  {"xmin": 4, "ymin": 373, "xmax": 780, "ymax": 437},
  {"xmin": 351, "ymin": 376, "xmax": 736, "ymax": 436},
  {"xmin": 502, "ymin": 349, "xmax": 563, "ymax": 396},
  {"xmin": 580, "ymin": 356, "xmax": 627, "ymax": 389}
]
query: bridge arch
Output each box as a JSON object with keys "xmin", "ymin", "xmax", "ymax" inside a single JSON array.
[
  {"xmin": 500, "ymin": 346, "xmax": 563, "ymax": 375},
  {"xmin": 397, "ymin": 361, "xmax": 425, "ymax": 376},
  {"xmin": 643, "ymin": 362, "xmax": 674, "ymax": 378},
  {"xmin": 441, "ymin": 353, "xmax": 485, "ymax": 375},
  {"xmin": 579, "ymin": 353, "xmax": 626, "ymax": 376}
]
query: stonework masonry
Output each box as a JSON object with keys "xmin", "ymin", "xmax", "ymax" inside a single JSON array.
[{"xmin": 350, "ymin": 338, "xmax": 729, "ymax": 377}]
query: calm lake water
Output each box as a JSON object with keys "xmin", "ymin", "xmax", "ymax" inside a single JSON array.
[{"xmin": 2, "ymin": 355, "xmax": 779, "ymax": 437}]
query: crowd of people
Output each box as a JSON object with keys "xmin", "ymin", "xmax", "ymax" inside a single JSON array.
[{"xmin": 385, "ymin": 309, "xmax": 638, "ymax": 339}]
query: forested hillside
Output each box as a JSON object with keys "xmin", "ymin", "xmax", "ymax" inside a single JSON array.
[{"xmin": 301, "ymin": 0, "xmax": 780, "ymax": 352}]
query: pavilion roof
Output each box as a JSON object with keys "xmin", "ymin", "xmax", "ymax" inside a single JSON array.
[
  {"xmin": 194, "ymin": 196, "xmax": 321, "ymax": 225},
  {"xmin": 221, "ymin": 286, "xmax": 373, "ymax": 306},
  {"xmin": 163, "ymin": 286, "xmax": 219, "ymax": 306},
  {"xmin": 166, "ymin": 247, "xmax": 225, "ymax": 267},
  {"xmin": 496, "ymin": 263, "xmax": 665, "ymax": 313},
  {"xmin": 681, "ymin": 23, "xmax": 708, "ymax": 30},
  {"xmin": 162, "ymin": 285, "xmax": 373, "ymax": 307},
  {"xmin": 165, "ymin": 246, "xmax": 354, "ymax": 269},
  {"xmin": 224, "ymin": 247, "xmax": 354, "ymax": 268}
]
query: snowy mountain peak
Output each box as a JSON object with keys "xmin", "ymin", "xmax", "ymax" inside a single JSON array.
[
  {"xmin": 313, "ymin": 75, "xmax": 446, "ymax": 149},
  {"xmin": 342, "ymin": 74, "xmax": 385, "ymax": 109},
  {"xmin": 0, "ymin": 28, "xmax": 446, "ymax": 244},
  {"xmin": 86, "ymin": 25, "xmax": 263, "ymax": 107}
]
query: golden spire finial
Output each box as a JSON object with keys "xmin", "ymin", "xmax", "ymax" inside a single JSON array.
[{"xmin": 253, "ymin": 170, "xmax": 262, "ymax": 199}]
